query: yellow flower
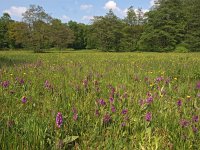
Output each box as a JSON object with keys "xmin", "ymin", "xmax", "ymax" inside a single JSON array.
[
  {"xmin": 174, "ymin": 77, "xmax": 177, "ymax": 80},
  {"xmin": 187, "ymin": 96, "xmax": 191, "ymax": 99},
  {"xmin": 10, "ymin": 74, "xmax": 13, "ymax": 76},
  {"xmin": 23, "ymin": 73, "xmax": 26, "ymax": 75}
]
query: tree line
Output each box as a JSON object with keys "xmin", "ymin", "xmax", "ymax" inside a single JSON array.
[{"xmin": 0, "ymin": 0, "xmax": 199, "ymax": 52}]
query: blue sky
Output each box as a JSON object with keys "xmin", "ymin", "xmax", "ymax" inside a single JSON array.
[{"xmin": 0, "ymin": 0, "xmax": 154, "ymax": 24}]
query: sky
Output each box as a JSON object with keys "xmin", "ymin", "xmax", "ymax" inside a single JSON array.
[{"xmin": 0, "ymin": 0, "xmax": 154, "ymax": 24}]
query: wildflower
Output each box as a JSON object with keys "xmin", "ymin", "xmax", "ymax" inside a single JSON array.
[
  {"xmin": 187, "ymin": 96, "xmax": 191, "ymax": 99},
  {"xmin": 196, "ymin": 81, "xmax": 200, "ymax": 90},
  {"xmin": 146, "ymin": 96, "xmax": 153, "ymax": 104},
  {"xmin": 2, "ymin": 81, "xmax": 9, "ymax": 88},
  {"xmin": 19, "ymin": 79, "xmax": 25, "ymax": 85},
  {"xmin": 192, "ymin": 116, "xmax": 199, "ymax": 122},
  {"xmin": 109, "ymin": 97, "xmax": 114, "ymax": 103},
  {"xmin": 44, "ymin": 80, "xmax": 51, "ymax": 89},
  {"xmin": 165, "ymin": 78, "xmax": 170, "ymax": 84},
  {"xmin": 73, "ymin": 113, "xmax": 78, "ymax": 121},
  {"xmin": 72, "ymin": 107, "xmax": 78, "ymax": 121},
  {"xmin": 177, "ymin": 100, "xmax": 182, "ymax": 107},
  {"xmin": 56, "ymin": 112, "xmax": 63, "ymax": 128},
  {"xmin": 122, "ymin": 109, "xmax": 128, "ymax": 115},
  {"xmin": 111, "ymin": 105, "xmax": 116, "ymax": 113},
  {"xmin": 22, "ymin": 96, "xmax": 27, "ymax": 103},
  {"xmin": 145, "ymin": 112, "xmax": 152, "ymax": 122},
  {"xmin": 83, "ymin": 79, "xmax": 88, "ymax": 87},
  {"xmin": 95, "ymin": 109, "xmax": 100, "ymax": 117},
  {"xmin": 156, "ymin": 77, "xmax": 163, "ymax": 82},
  {"xmin": 192, "ymin": 126, "xmax": 198, "ymax": 133},
  {"xmin": 180, "ymin": 119, "xmax": 190, "ymax": 128},
  {"xmin": 103, "ymin": 114, "xmax": 112, "ymax": 124},
  {"xmin": 174, "ymin": 78, "xmax": 177, "ymax": 80},
  {"xmin": 99, "ymin": 99, "xmax": 106, "ymax": 106},
  {"xmin": 121, "ymin": 122, "xmax": 126, "ymax": 127}
]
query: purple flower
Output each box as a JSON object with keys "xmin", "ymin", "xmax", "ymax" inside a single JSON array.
[
  {"xmin": 111, "ymin": 105, "xmax": 116, "ymax": 113},
  {"xmin": 109, "ymin": 97, "xmax": 114, "ymax": 103},
  {"xmin": 121, "ymin": 122, "xmax": 126, "ymax": 127},
  {"xmin": 122, "ymin": 109, "xmax": 128, "ymax": 115},
  {"xmin": 146, "ymin": 96, "xmax": 153, "ymax": 104},
  {"xmin": 22, "ymin": 96, "xmax": 27, "ymax": 103},
  {"xmin": 99, "ymin": 99, "xmax": 106, "ymax": 106},
  {"xmin": 73, "ymin": 113, "xmax": 78, "ymax": 121},
  {"xmin": 196, "ymin": 81, "xmax": 200, "ymax": 89},
  {"xmin": 180, "ymin": 119, "xmax": 190, "ymax": 128},
  {"xmin": 192, "ymin": 126, "xmax": 198, "ymax": 133},
  {"xmin": 83, "ymin": 79, "xmax": 88, "ymax": 87},
  {"xmin": 145, "ymin": 112, "xmax": 152, "ymax": 122},
  {"xmin": 177, "ymin": 100, "xmax": 182, "ymax": 107},
  {"xmin": 103, "ymin": 114, "xmax": 112, "ymax": 124},
  {"xmin": 165, "ymin": 78, "xmax": 170, "ymax": 84},
  {"xmin": 44, "ymin": 80, "xmax": 51, "ymax": 89},
  {"xmin": 2, "ymin": 81, "xmax": 9, "ymax": 88},
  {"xmin": 56, "ymin": 112, "xmax": 63, "ymax": 128},
  {"xmin": 95, "ymin": 109, "xmax": 100, "ymax": 117},
  {"xmin": 156, "ymin": 77, "xmax": 163, "ymax": 82},
  {"xmin": 192, "ymin": 116, "xmax": 199, "ymax": 122}
]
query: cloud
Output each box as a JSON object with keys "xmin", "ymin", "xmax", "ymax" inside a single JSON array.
[
  {"xmin": 61, "ymin": 15, "xmax": 70, "ymax": 22},
  {"xmin": 80, "ymin": 4, "xmax": 93, "ymax": 10},
  {"xmin": 82, "ymin": 16, "xmax": 94, "ymax": 21},
  {"xmin": 104, "ymin": 1, "xmax": 120, "ymax": 11},
  {"xmin": 3, "ymin": 6, "xmax": 27, "ymax": 18},
  {"xmin": 150, "ymin": 0, "xmax": 154, "ymax": 6},
  {"xmin": 62, "ymin": 15, "xmax": 70, "ymax": 20}
]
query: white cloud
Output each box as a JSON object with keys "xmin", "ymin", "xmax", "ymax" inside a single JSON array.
[
  {"xmin": 82, "ymin": 16, "xmax": 94, "ymax": 21},
  {"xmin": 3, "ymin": 6, "xmax": 27, "ymax": 18},
  {"xmin": 80, "ymin": 4, "xmax": 93, "ymax": 10},
  {"xmin": 61, "ymin": 15, "xmax": 70, "ymax": 22},
  {"xmin": 104, "ymin": 1, "xmax": 120, "ymax": 11},
  {"xmin": 150, "ymin": 0, "xmax": 155, "ymax": 6}
]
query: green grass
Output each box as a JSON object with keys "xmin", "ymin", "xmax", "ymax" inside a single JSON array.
[{"xmin": 0, "ymin": 51, "xmax": 200, "ymax": 149}]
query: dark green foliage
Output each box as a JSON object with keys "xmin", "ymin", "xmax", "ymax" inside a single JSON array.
[
  {"xmin": 0, "ymin": 1, "xmax": 200, "ymax": 52},
  {"xmin": 68, "ymin": 21, "xmax": 87, "ymax": 49},
  {"xmin": 0, "ymin": 13, "xmax": 12, "ymax": 49},
  {"xmin": 90, "ymin": 10, "xmax": 124, "ymax": 52}
]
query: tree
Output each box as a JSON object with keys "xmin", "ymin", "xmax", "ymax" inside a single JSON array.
[
  {"xmin": 124, "ymin": 6, "xmax": 137, "ymax": 26},
  {"xmin": 91, "ymin": 10, "xmax": 124, "ymax": 51},
  {"xmin": 22, "ymin": 5, "xmax": 52, "ymax": 51},
  {"xmin": 68, "ymin": 21, "xmax": 87, "ymax": 49},
  {"xmin": 139, "ymin": 0, "xmax": 186, "ymax": 51},
  {"xmin": 8, "ymin": 21, "xmax": 30, "ymax": 48},
  {"xmin": 0, "ymin": 13, "xmax": 12, "ymax": 49},
  {"xmin": 121, "ymin": 7, "xmax": 144, "ymax": 51},
  {"xmin": 184, "ymin": 0, "xmax": 200, "ymax": 51},
  {"xmin": 50, "ymin": 19, "xmax": 74, "ymax": 49}
]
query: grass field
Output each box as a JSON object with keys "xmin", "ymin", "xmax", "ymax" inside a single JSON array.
[{"xmin": 0, "ymin": 51, "xmax": 200, "ymax": 149}]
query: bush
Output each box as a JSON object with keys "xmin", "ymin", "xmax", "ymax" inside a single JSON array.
[{"xmin": 174, "ymin": 44, "xmax": 189, "ymax": 53}]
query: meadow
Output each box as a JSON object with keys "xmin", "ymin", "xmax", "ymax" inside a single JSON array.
[{"xmin": 0, "ymin": 51, "xmax": 200, "ymax": 149}]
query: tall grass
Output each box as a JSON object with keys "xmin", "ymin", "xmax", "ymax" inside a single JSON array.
[{"xmin": 0, "ymin": 51, "xmax": 200, "ymax": 149}]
